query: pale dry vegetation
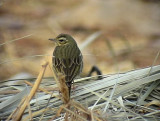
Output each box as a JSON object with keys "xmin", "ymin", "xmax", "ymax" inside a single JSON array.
[{"xmin": 0, "ymin": 0, "xmax": 160, "ymax": 121}]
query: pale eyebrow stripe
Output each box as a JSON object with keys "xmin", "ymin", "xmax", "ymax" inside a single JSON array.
[
  {"xmin": 58, "ymin": 37, "xmax": 67, "ymax": 40},
  {"xmin": 58, "ymin": 37, "xmax": 66, "ymax": 40}
]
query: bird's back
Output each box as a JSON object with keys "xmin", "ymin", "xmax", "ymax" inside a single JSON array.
[{"xmin": 53, "ymin": 44, "xmax": 83, "ymax": 89}]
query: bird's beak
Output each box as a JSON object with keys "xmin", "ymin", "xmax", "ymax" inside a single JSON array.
[{"xmin": 49, "ymin": 38, "xmax": 56, "ymax": 42}]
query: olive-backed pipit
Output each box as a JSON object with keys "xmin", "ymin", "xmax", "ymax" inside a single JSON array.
[{"xmin": 49, "ymin": 33, "xmax": 83, "ymax": 97}]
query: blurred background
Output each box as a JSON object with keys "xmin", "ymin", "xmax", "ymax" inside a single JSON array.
[{"xmin": 0, "ymin": 0, "xmax": 160, "ymax": 81}]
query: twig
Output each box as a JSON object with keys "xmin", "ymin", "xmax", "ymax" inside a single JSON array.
[{"xmin": 13, "ymin": 61, "xmax": 48, "ymax": 121}]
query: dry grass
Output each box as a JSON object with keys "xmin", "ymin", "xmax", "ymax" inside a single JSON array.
[
  {"xmin": 0, "ymin": 59, "xmax": 160, "ymax": 121},
  {"xmin": 0, "ymin": 28, "xmax": 159, "ymax": 121},
  {"xmin": 0, "ymin": 1, "xmax": 160, "ymax": 121}
]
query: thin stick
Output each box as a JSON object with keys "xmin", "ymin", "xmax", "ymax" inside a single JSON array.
[
  {"xmin": 26, "ymin": 97, "xmax": 32, "ymax": 120},
  {"xmin": 6, "ymin": 96, "xmax": 26, "ymax": 121},
  {"xmin": 0, "ymin": 34, "xmax": 33, "ymax": 46},
  {"xmin": 13, "ymin": 61, "xmax": 48, "ymax": 121},
  {"xmin": 58, "ymin": 74, "xmax": 70, "ymax": 104},
  {"xmin": 24, "ymin": 80, "xmax": 52, "ymax": 94}
]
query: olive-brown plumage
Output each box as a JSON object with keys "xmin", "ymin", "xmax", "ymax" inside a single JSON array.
[{"xmin": 49, "ymin": 34, "xmax": 83, "ymax": 97}]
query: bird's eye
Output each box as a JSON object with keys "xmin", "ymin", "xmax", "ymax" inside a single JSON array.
[{"xmin": 59, "ymin": 39, "xmax": 64, "ymax": 42}]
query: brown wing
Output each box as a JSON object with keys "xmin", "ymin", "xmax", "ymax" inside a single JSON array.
[
  {"xmin": 53, "ymin": 54, "xmax": 83, "ymax": 82},
  {"xmin": 52, "ymin": 46, "xmax": 83, "ymax": 96}
]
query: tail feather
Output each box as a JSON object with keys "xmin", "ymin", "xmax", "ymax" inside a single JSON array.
[
  {"xmin": 68, "ymin": 86, "xmax": 71, "ymax": 97},
  {"xmin": 66, "ymin": 81, "xmax": 72, "ymax": 97},
  {"xmin": 65, "ymin": 75, "xmax": 73, "ymax": 97}
]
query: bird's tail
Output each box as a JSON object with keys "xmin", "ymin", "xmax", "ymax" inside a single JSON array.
[
  {"xmin": 66, "ymin": 82, "xmax": 72, "ymax": 97},
  {"xmin": 68, "ymin": 85, "xmax": 71, "ymax": 97}
]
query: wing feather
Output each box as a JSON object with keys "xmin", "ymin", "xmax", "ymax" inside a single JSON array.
[
  {"xmin": 53, "ymin": 54, "xmax": 82, "ymax": 82},
  {"xmin": 53, "ymin": 45, "xmax": 83, "ymax": 89}
]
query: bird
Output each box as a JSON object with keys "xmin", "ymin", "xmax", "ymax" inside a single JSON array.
[{"xmin": 49, "ymin": 33, "xmax": 83, "ymax": 97}]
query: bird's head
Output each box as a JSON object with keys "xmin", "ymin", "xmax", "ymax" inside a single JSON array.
[{"xmin": 49, "ymin": 33, "xmax": 77, "ymax": 46}]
